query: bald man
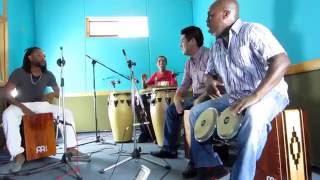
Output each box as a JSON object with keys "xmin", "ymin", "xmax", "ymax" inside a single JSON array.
[{"xmin": 184, "ymin": 0, "xmax": 291, "ymax": 179}]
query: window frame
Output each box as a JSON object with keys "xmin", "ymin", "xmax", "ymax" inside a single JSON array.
[{"xmin": 86, "ymin": 16, "xmax": 149, "ymax": 38}]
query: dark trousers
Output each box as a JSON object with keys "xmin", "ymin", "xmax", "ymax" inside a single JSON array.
[{"xmin": 162, "ymin": 97, "xmax": 194, "ymax": 151}]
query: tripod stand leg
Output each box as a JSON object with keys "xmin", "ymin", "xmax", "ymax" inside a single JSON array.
[
  {"xmin": 65, "ymin": 160, "xmax": 83, "ymax": 180},
  {"xmin": 140, "ymin": 157, "xmax": 171, "ymax": 169},
  {"xmin": 60, "ymin": 153, "xmax": 83, "ymax": 180},
  {"xmin": 100, "ymin": 156, "xmax": 133, "ymax": 173}
]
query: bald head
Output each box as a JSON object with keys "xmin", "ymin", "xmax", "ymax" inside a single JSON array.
[
  {"xmin": 211, "ymin": 0, "xmax": 239, "ymax": 20},
  {"xmin": 207, "ymin": 0, "xmax": 239, "ymax": 37}
]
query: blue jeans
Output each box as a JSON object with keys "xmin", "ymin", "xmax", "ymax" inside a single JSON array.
[
  {"xmin": 163, "ymin": 97, "xmax": 194, "ymax": 151},
  {"xmin": 189, "ymin": 90, "xmax": 289, "ymax": 180}
]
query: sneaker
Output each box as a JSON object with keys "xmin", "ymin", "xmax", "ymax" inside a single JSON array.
[
  {"xmin": 10, "ymin": 153, "xmax": 25, "ymax": 173},
  {"xmin": 182, "ymin": 161, "xmax": 197, "ymax": 178},
  {"xmin": 150, "ymin": 149, "xmax": 177, "ymax": 159}
]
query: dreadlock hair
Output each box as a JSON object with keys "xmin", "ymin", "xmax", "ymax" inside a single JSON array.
[{"xmin": 22, "ymin": 47, "xmax": 47, "ymax": 73}]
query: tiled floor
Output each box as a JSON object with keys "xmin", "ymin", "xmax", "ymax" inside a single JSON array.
[{"xmin": 0, "ymin": 132, "xmax": 319, "ymax": 180}]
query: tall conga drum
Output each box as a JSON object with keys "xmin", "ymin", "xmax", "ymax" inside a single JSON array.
[
  {"xmin": 108, "ymin": 91, "xmax": 133, "ymax": 142},
  {"xmin": 150, "ymin": 87, "xmax": 177, "ymax": 146}
]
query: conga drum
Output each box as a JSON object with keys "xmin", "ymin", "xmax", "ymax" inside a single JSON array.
[
  {"xmin": 150, "ymin": 87, "xmax": 177, "ymax": 146},
  {"xmin": 108, "ymin": 91, "xmax": 133, "ymax": 142},
  {"xmin": 21, "ymin": 113, "xmax": 56, "ymax": 161}
]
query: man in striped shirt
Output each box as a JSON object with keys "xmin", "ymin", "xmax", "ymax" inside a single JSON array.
[
  {"xmin": 150, "ymin": 26, "xmax": 212, "ymax": 159},
  {"xmin": 186, "ymin": 0, "xmax": 291, "ymax": 179}
]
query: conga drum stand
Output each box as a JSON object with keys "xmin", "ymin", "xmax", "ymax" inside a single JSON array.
[{"xmin": 100, "ymin": 50, "xmax": 171, "ymax": 173}]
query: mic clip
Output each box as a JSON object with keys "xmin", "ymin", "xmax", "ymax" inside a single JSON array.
[
  {"xmin": 57, "ymin": 58, "xmax": 66, "ymax": 67},
  {"xmin": 111, "ymin": 80, "xmax": 121, "ymax": 88},
  {"xmin": 127, "ymin": 59, "xmax": 136, "ymax": 68}
]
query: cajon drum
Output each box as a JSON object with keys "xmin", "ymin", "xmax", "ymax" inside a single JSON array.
[
  {"xmin": 255, "ymin": 109, "xmax": 311, "ymax": 180},
  {"xmin": 22, "ymin": 113, "xmax": 56, "ymax": 161}
]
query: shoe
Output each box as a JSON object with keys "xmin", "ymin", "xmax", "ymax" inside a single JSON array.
[
  {"xmin": 67, "ymin": 148, "xmax": 91, "ymax": 162},
  {"xmin": 150, "ymin": 149, "xmax": 178, "ymax": 159},
  {"xmin": 197, "ymin": 165, "xmax": 229, "ymax": 180},
  {"xmin": 182, "ymin": 161, "xmax": 197, "ymax": 178},
  {"xmin": 10, "ymin": 153, "xmax": 25, "ymax": 173}
]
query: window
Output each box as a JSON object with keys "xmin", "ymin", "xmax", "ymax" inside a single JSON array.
[{"xmin": 86, "ymin": 16, "xmax": 149, "ymax": 38}]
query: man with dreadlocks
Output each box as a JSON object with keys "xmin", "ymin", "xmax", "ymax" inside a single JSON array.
[{"xmin": 2, "ymin": 47, "xmax": 89, "ymax": 172}]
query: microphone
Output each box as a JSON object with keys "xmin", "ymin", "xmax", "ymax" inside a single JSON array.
[
  {"xmin": 122, "ymin": 49, "xmax": 136, "ymax": 67},
  {"xmin": 111, "ymin": 79, "xmax": 121, "ymax": 88},
  {"xmin": 57, "ymin": 46, "xmax": 66, "ymax": 67},
  {"xmin": 122, "ymin": 49, "xmax": 127, "ymax": 58},
  {"xmin": 111, "ymin": 79, "xmax": 121, "ymax": 85}
]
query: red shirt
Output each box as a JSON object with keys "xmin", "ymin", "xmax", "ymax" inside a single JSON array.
[{"xmin": 146, "ymin": 70, "xmax": 177, "ymax": 87}]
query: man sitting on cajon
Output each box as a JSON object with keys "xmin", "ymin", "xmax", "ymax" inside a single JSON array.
[{"xmin": 2, "ymin": 47, "xmax": 89, "ymax": 172}]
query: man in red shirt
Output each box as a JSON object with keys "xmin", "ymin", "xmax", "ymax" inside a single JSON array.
[
  {"xmin": 137, "ymin": 56, "xmax": 177, "ymax": 143},
  {"xmin": 142, "ymin": 56, "xmax": 177, "ymax": 88}
]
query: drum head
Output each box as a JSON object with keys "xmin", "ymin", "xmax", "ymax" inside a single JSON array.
[
  {"xmin": 111, "ymin": 90, "xmax": 131, "ymax": 96},
  {"xmin": 194, "ymin": 108, "xmax": 218, "ymax": 143},
  {"xmin": 152, "ymin": 86, "xmax": 177, "ymax": 92},
  {"xmin": 217, "ymin": 108, "xmax": 241, "ymax": 140}
]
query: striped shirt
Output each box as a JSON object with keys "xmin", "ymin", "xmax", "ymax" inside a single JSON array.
[
  {"xmin": 206, "ymin": 19, "xmax": 288, "ymax": 103},
  {"xmin": 179, "ymin": 46, "xmax": 210, "ymax": 96}
]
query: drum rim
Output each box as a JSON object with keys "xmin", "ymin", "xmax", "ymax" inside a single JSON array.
[
  {"xmin": 195, "ymin": 108, "xmax": 218, "ymax": 143},
  {"xmin": 140, "ymin": 88, "xmax": 152, "ymax": 94},
  {"xmin": 152, "ymin": 86, "xmax": 177, "ymax": 92}
]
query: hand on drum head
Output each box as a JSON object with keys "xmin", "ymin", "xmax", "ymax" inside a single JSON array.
[{"xmin": 230, "ymin": 93, "xmax": 260, "ymax": 114}]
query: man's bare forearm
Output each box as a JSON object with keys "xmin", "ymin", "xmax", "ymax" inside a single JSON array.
[{"xmin": 6, "ymin": 94, "xmax": 27, "ymax": 110}]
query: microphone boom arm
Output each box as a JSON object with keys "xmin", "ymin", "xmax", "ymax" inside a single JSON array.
[{"xmin": 85, "ymin": 55, "xmax": 130, "ymax": 81}]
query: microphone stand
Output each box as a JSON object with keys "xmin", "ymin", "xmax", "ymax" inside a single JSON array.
[
  {"xmin": 55, "ymin": 48, "xmax": 83, "ymax": 180},
  {"xmin": 99, "ymin": 50, "xmax": 170, "ymax": 174},
  {"xmin": 82, "ymin": 55, "xmax": 130, "ymax": 146}
]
